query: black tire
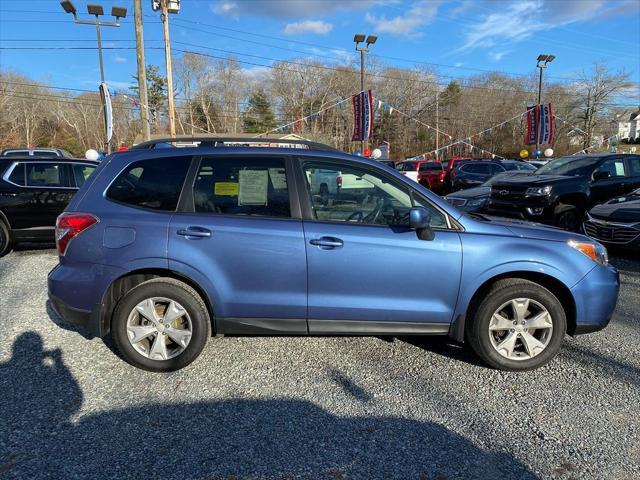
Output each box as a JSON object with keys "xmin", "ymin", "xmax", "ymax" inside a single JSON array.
[
  {"xmin": 0, "ymin": 220, "xmax": 11, "ymax": 257},
  {"xmin": 466, "ymin": 278, "xmax": 567, "ymax": 371},
  {"xmin": 111, "ymin": 278, "xmax": 211, "ymax": 372},
  {"xmin": 553, "ymin": 204, "xmax": 583, "ymax": 232}
]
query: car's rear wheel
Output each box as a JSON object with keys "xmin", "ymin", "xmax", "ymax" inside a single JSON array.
[
  {"xmin": 0, "ymin": 220, "xmax": 11, "ymax": 257},
  {"xmin": 111, "ymin": 278, "xmax": 211, "ymax": 372},
  {"xmin": 554, "ymin": 204, "xmax": 583, "ymax": 232},
  {"xmin": 467, "ymin": 279, "xmax": 566, "ymax": 371}
]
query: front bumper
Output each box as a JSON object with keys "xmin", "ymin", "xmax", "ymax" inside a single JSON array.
[{"xmin": 571, "ymin": 264, "xmax": 620, "ymax": 334}]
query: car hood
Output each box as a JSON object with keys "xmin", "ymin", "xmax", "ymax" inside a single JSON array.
[
  {"xmin": 447, "ymin": 186, "xmax": 490, "ymax": 199},
  {"xmin": 492, "ymin": 174, "xmax": 579, "ymax": 187},
  {"xmin": 479, "ymin": 215, "xmax": 590, "ymax": 243},
  {"xmin": 589, "ymin": 194, "xmax": 640, "ymax": 223}
]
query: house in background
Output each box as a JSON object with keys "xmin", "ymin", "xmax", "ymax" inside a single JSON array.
[{"xmin": 616, "ymin": 108, "xmax": 640, "ymax": 143}]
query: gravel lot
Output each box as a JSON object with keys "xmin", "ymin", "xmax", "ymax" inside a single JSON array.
[{"xmin": 0, "ymin": 246, "xmax": 638, "ymax": 480}]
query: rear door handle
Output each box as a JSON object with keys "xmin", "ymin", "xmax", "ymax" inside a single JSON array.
[
  {"xmin": 310, "ymin": 237, "xmax": 343, "ymax": 249},
  {"xmin": 177, "ymin": 226, "xmax": 212, "ymax": 239}
]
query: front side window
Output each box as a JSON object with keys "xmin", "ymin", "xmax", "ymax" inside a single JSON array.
[
  {"xmin": 73, "ymin": 164, "xmax": 97, "ymax": 188},
  {"xmin": 595, "ymin": 158, "xmax": 626, "ymax": 178},
  {"xmin": 192, "ymin": 157, "xmax": 291, "ymax": 218},
  {"xmin": 107, "ymin": 156, "xmax": 191, "ymax": 211},
  {"xmin": 304, "ymin": 162, "xmax": 447, "ymax": 228},
  {"xmin": 25, "ymin": 163, "xmax": 72, "ymax": 187}
]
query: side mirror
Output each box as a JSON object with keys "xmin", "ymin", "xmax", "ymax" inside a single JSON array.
[
  {"xmin": 409, "ymin": 206, "xmax": 434, "ymax": 241},
  {"xmin": 593, "ymin": 171, "xmax": 610, "ymax": 181}
]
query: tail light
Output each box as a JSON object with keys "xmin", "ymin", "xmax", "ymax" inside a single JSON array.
[
  {"xmin": 336, "ymin": 175, "xmax": 342, "ymax": 188},
  {"xmin": 55, "ymin": 213, "xmax": 99, "ymax": 256}
]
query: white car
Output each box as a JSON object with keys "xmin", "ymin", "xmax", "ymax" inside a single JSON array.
[{"xmin": 308, "ymin": 167, "xmax": 374, "ymax": 205}]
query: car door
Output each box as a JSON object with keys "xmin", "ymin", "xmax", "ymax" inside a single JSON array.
[
  {"xmin": 298, "ymin": 159, "xmax": 463, "ymax": 334},
  {"xmin": 13, "ymin": 162, "xmax": 75, "ymax": 238},
  {"xmin": 590, "ymin": 157, "xmax": 628, "ymax": 205},
  {"xmin": 168, "ymin": 155, "xmax": 308, "ymax": 334},
  {"xmin": 624, "ymin": 155, "xmax": 640, "ymax": 193}
]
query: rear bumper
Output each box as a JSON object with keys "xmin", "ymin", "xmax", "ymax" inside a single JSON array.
[
  {"xmin": 571, "ymin": 264, "xmax": 620, "ymax": 335},
  {"xmin": 49, "ymin": 292, "xmax": 103, "ymax": 338}
]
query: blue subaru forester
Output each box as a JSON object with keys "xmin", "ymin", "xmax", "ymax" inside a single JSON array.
[{"xmin": 48, "ymin": 138, "xmax": 619, "ymax": 372}]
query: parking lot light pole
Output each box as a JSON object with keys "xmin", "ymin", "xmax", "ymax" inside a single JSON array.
[
  {"xmin": 535, "ymin": 53, "xmax": 555, "ymax": 155},
  {"xmin": 354, "ymin": 34, "xmax": 377, "ymax": 154},
  {"xmin": 60, "ymin": 1, "xmax": 127, "ymax": 153}
]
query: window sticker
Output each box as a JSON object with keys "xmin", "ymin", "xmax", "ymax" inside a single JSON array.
[
  {"xmin": 238, "ymin": 170, "xmax": 268, "ymax": 205},
  {"xmin": 214, "ymin": 182, "xmax": 239, "ymax": 196},
  {"xmin": 268, "ymin": 168, "xmax": 287, "ymax": 190},
  {"xmin": 615, "ymin": 162, "xmax": 625, "ymax": 176}
]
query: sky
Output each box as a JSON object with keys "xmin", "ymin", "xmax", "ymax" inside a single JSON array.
[{"xmin": 0, "ymin": 0, "xmax": 639, "ymax": 102}]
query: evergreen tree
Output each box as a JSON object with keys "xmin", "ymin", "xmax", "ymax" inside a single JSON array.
[
  {"xmin": 243, "ymin": 90, "xmax": 278, "ymax": 133},
  {"xmin": 131, "ymin": 65, "xmax": 167, "ymax": 126}
]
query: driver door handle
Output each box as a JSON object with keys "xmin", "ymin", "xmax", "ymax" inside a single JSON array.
[{"xmin": 310, "ymin": 237, "xmax": 343, "ymax": 249}]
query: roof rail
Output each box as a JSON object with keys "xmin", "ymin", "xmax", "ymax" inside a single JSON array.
[{"xmin": 130, "ymin": 136, "xmax": 339, "ymax": 152}]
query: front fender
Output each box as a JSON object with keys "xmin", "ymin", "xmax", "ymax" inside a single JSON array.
[{"xmin": 453, "ymin": 233, "xmax": 594, "ymax": 324}]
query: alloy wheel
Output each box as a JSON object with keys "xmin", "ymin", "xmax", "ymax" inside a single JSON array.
[
  {"xmin": 126, "ymin": 297, "xmax": 193, "ymax": 361},
  {"xmin": 488, "ymin": 298, "xmax": 553, "ymax": 361}
]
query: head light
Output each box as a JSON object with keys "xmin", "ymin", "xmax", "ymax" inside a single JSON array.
[
  {"xmin": 568, "ymin": 240, "xmax": 608, "ymax": 266},
  {"xmin": 526, "ymin": 185, "xmax": 552, "ymax": 196},
  {"xmin": 467, "ymin": 198, "xmax": 487, "ymax": 207}
]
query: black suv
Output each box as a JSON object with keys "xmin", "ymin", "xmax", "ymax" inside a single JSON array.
[
  {"xmin": 487, "ymin": 154, "xmax": 640, "ymax": 231},
  {"xmin": 0, "ymin": 157, "xmax": 98, "ymax": 256},
  {"xmin": 452, "ymin": 160, "xmax": 535, "ymax": 190}
]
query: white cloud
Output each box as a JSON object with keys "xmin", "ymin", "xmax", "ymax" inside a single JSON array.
[
  {"xmin": 283, "ymin": 20, "xmax": 333, "ymax": 36},
  {"xmin": 210, "ymin": 0, "xmax": 374, "ymax": 18},
  {"xmin": 455, "ymin": 0, "xmax": 632, "ymax": 54},
  {"xmin": 488, "ymin": 50, "xmax": 511, "ymax": 62},
  {"xmin": 113, "ymin": 54, "xmax": 127, "ymax": 64},
  {"xmin": 364, "ymin": 0, "xmax": 442, "ymax": 36}
]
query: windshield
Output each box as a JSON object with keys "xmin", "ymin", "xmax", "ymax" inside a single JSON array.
[{"xmin": 535, "ymin": 156, "xmax": 602, "ymax": 176}]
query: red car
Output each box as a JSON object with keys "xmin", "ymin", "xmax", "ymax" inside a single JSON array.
[{"xmin": 416, "ymin": 161, "xmax": 446, "ymax": 193}]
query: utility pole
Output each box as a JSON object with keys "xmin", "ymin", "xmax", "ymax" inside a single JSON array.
[
  {"xmin": 161, "ymin": 0, "xmax": 176, "ymax": 137},
  {"xmin": 134, "ymin": 0, "xmax": 150, "ymax": 141},
  {"xmin": 435, "ymin": 89, "xmax": 439, "ymax": 160},
  {"xmin": 535, "ymin": 54, "xmax": 555, "ymax": 156},
  {"xmin": 353, "ymin": 34, "xmax": 377, "ymax": 155}
]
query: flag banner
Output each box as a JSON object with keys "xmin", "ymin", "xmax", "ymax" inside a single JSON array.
[
  {"xmin": 99, "ymin": 82, "xmax": 113, "ymax": 144},
  {"xmin": 525, "ymin": 105, "xmax": 538, "ymax": 146},
  {"xmin": 538, "ymin": 103, "xmax": 554, "ymax": 145},
  {"xmin": 352, "ymin": 90, "xmax": 374, "ymax": 142}
]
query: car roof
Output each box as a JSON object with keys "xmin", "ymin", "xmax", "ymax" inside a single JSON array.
[{"xmin": 0, "ymin": 156, "xmax": 98, "ymax": 164}]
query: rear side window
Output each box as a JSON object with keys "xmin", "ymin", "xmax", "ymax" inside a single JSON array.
[
  {"xmin": 7, "ymin": 163, "xmax": 26, "ymax": 185},
  {"xmin": 72, "ymin": 164, "xmax": 97, "ymax": 188},
  {"xmin": 25, "ymin": 163, "xmax": 73, "ymax": 187},
  {"xmin": 107, "ymin": 156, "xmax": 191, "ymax": 211},
  {"xmin": 627, "ymin": 156, "xmax": 640, "ymax": 176},
  {"xmin": 32, "ymin": 151, "xmax": 59, "ymax": 158},
  {"xmin": 192, "ymin": 157, "xmax": 291, "ymax": 218}
]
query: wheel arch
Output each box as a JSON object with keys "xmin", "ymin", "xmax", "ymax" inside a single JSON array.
[
  {"xmin": 450, "ymin": 271, "xmax": 577, "ymax": 342},
  {"xmin": 555, "ymin": 193, "xmax": 589, "ymax": 210},
  {"xmin": 99, "ymin": 268, "xmax": 216, "ymax": 337}
]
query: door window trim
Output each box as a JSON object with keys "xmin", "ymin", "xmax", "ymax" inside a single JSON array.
[
  {"xmin": 175, "ymin": 153, "xmax": 302, "ymax": 221},
  {"xmin": 2, "ymin": 161, "xmax": 79, "ymax": 190},
  {"xmin": 294, "ymin": 156, "xmax": 455, "ymax": 230}
]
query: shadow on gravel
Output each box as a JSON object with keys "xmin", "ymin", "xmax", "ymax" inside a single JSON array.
[
  {"xmin": 562, "ymin": 342, "xmax": 640, "ymax": 388},
  {"xmin": 0, "ymin": 331, "xmax": 539, "ymax": 480},
  {"xmin": 399, "ymin": 336, "xmax": 487, "ymax": 368}
]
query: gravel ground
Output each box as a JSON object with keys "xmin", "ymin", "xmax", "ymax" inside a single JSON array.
[{"xmin": 0, "ymin": 246, "xmax": 638, "ymax": 480}]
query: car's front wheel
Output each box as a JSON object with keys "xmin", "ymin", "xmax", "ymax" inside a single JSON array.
[
  {"xmin": 467, "ymin": 278, "xmax": 566, "ymax": 371},
  {"xmin": 111, "ymin": 278, "xmax": 211, "ymax": 372}
]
